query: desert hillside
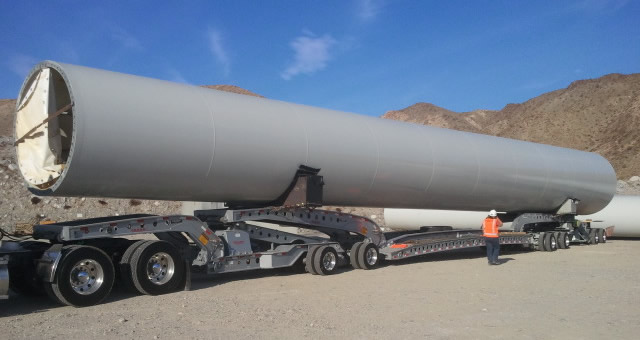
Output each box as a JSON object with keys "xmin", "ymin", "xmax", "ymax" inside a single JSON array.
[{"xmin": 383, "ymin": 73, "xmax": 640, "ymax": 180}]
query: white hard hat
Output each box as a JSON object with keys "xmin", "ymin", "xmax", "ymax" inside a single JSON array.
[{"xmin": 489, "ymin": 210, "xmax": 497, "ymax": 217}]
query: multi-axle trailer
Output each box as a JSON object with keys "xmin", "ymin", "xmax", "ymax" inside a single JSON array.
[
  {"xmin": 0, "ymin": 61, "xmax": 613, "ymax": 306},
  {"xmin": 0, "ymin": 174, "xmax": 608, "ymax": 307}
]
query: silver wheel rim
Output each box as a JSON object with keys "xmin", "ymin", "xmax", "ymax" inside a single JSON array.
[
  {"xmin": 551, "ymin": 237, "xmax": 557, "ymax": 249},
  {"xmin": 322, "ymin": 251, "xmax": 336, "ymax": 271},
  {"xmin": 70, "ymin": 259, "xmax": 104, "ymax": 295},
  {"xmin": 365, "ymin": 247, "xmax": 378, "ymax": 266},
  {"xmin": 602, "ymin": 233, "xmax": 607, "ymax": 242},
  {"xmin": 565, "ymin": 235, "xmax": 570, "ymax": 247},
  {"xmin": 146, "ymin": 252, "xmax": 175, "ymax": 285}
]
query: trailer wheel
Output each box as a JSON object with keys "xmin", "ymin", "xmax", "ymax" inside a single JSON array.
[
  {"xmin": 538, "ymin": 232, "xmax": 547, "ymax": 251},
  {"xmin": 48, "ymin": 245, "xmax": 115, "ymax": 307},
  {"xmin": 305, "ymin": 246, "xmax": 321, "ymax": 274},
  {"xmin": 350, "ymin": 242, "xmax": 363, "ymax": 269},
  {"xmin": 553, "ymin": 232, "xmax": 562, "ymax": 249},
  {"xmin": 43, "ymin": 245, "xmax": 81, "ymax": 304},
  {"xmin": 556, "ymin": 232, "xmax": 565, "ymax": 249},
  {"xmin": 594, "ymin": 229, "xmax": 601, "ymax": 244},
  {"xmin": 589, "ymin": 229, "xmax": 598, "ymax": 244},
  {"xmin": 312, "ymin": 246, "xmax": 338, "ymax": 276},
  {"xmin": 557, "ymin": 232, "xmax": 570, "ymax": 249},
  {"xmin": 357, "ymin": 243, "xmax": 380, "ymax": 270},
  {"xmin": 545, "ymin": 233, "xmax": 558, "ymax": 251},
  {"xmin": 598, "ymin": 229, "xmax": 606, "ymax": 243},
  {"xmin": 119, "ymin": 240, "xmax": 150, "ymax": 292},
  {"xmin": 130, "ymin": 240, "xmax": 185, "ymax": 295}
]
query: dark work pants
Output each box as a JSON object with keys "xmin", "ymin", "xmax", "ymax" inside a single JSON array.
[{"xmin": 485, "ymin": 237, "xmax": 500, "ymax": 263}]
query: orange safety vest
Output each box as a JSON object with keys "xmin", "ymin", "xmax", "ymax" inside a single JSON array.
[{"xmin": 483, "ymin": 217, "xmax": 502, "ymax": 238}]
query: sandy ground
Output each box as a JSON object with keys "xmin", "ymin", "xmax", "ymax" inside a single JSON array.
[{"xmin": 1, "ymin": 239, "xmax": 638, "ymax": 339}]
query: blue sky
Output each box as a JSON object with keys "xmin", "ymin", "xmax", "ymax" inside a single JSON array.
[{"xmin": 1, "ymin": 0, "xmax": 638, "ymax": 116}]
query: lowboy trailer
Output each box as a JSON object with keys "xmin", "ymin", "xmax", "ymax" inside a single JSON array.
[{"xmin": 0, "ymin": 174, "xmax": 608, "ymax": 307}]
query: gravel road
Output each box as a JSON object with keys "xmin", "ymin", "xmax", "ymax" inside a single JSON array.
[{"xmin": 1, "ymin": 239, "xmax": 638, "ymax": 339}]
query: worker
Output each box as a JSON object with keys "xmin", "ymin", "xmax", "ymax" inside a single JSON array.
[{"xmin": 483, "ymin": 209, "xmax": 503, "ymax": 265}]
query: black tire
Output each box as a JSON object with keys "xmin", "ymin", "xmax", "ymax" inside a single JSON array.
[
  {"xmin": 43, "ymin": 245, "xmax": 81, "ymax": 304},
  {"xmin": 130, "ymin": 241, "xmax": 185, "ymax": 295},
  {"xmin": 312, "ymin": 246, "xmax": 339, "ymax": 276},
  {"xmin": 559, "ymin": 232, "xmax": 570, "ymax": 249},
  {"xmin": 565, "ymin": 232, "xmax": 572, "ymax": 248},
  {"xmin": 598, "ymin": 228, "xmax": 606, "ymax": 243},
  {"xmin": 43, "ymin": 281, "xmax": 62, "ymax": 304},
  {"xmin": 356, "ymin": 243, "xmax": 380, "ymax": 270},
  {"xmin": 49, "ymin": 245, "xmax": 115, "ymax": 307},
  {"xmin": 305, "ymin": 245, "xmax": 321, "ymax": 274},
  {"xmin": 557, "ymin": 232, "xmax": 566, "ymax": 249},
  {"xmin": 547, "ymin": 233, "xmax": 558, "ymax": 251},
  {"xmin": 119, "ymin": 240, "xmax": 150, "ymax": 292},
  {"xmin": 538, "ymin": 232, "xmax": 547, "ymax": 251},
  {"xmin": 542, "ymin": 233, "xmax": 557, "ymax": 252},
  {"xmin": 350, "ymin": 242, "xmax": 363, "ymax": 269},
  {"xmin": 553, "ymin": 232, "xmax": 562, "ymax": 248}
]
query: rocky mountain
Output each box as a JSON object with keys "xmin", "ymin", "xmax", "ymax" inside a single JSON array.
[
  {"xmin": 201, "ymin": 85, "xmax": 263, "ymax": 98},
  {"xmin": 0, "ymin": 99, "xmax": 15, "ymax": 136},
  {"xmin": 383, "ymin": 73, "xmax": 640, "ymax": 180}
]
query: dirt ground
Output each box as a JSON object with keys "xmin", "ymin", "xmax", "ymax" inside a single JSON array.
[{"xmin": 1, "ymin": 239, "xmax": 638, "ymax": 339}]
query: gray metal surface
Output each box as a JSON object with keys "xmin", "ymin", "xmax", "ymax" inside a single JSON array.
[
  {"xmin": 582, "ymin": 195, "xmax": 640, "ymax": 237},
  {"xmin": 16, "ymin": 61, "xmax": 616, "ymax": 214},
  {"xmin": 222, "ymin": 207, "xmax": 386, "ymax": 246},
  {"xmin": 385, "ymin": 194, "xmax": 640, "ymax": 237},
  {"xmin": 35, "ymin": 215, "xmax": 224, "ymax": 266},
  {"xmin": 381, "ymin": 231, "xmax": 531, "ymax": 261}
]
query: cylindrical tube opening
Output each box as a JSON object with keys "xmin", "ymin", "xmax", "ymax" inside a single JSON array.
[{"xmin": 14, "ymin": 66, "xmax": 73, "ymax": 190}]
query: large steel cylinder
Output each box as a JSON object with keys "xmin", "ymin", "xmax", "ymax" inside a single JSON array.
[
  {"xmin": 582, "ymin": 195, "xmax": 640, "ymax": 237},
  {"xmin": 384, "ymin": 208, "xmax": 489, "ymax": 230},
  {"xmin": 14, "ymin": 61, "xmax": 616, "ymax": 214},
  {"xmin": 384, "ymin": 195, "xmax": 640, "ymax": 237}
]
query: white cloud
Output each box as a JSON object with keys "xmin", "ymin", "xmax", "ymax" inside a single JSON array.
[
  {"xmin": 109, "ymin": 25, "xmax": 143, "ymax": 50},
  {"xmin": 281, "ymin": 33, "xmax": 337, "ymax": 80},
  {"xmin": 357, "ymin": 0, "xmax": 382, "ymax": 21},
  {"xmin": 207, "ymin": 28, "xmax": 231, "ymax": 76},
  {"xmin": 167, "ymin": 67, "xmax": 188, "ymax": 84},
  {"xmin": 7, "ymin": 54, "xmax": 39, "ymax": 78}
]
